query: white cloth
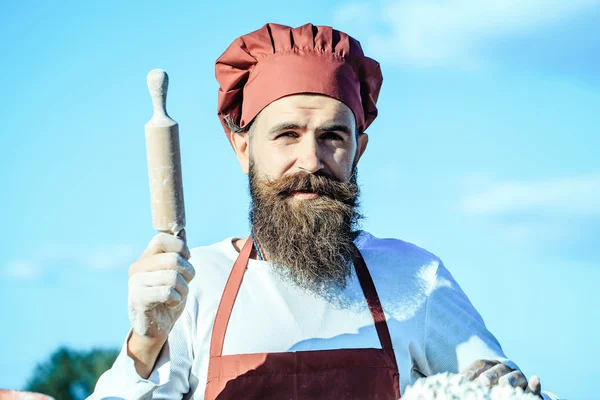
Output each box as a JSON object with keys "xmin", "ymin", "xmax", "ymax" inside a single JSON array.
[{"xmin": 90, "ymin": 231, "xmax": 559, "ymax": 399}]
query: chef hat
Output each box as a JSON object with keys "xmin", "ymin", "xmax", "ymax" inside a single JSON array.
[{"xmin": 215, "ymin": 23, "xmax": 383, "ymax": 138}]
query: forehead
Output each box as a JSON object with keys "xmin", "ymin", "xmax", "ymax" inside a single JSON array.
[{"xmin": 254, "ymin": 94, "xmax": 356, "ymax": 131}]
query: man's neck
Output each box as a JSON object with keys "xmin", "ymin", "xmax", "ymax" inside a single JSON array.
[{"xmin": 232, "ymin": 237, "xmax": 260, "ymax": 260}]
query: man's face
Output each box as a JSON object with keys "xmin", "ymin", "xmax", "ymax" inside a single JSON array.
[
  {"xmin": 230, "ymin": 94, "xmax": 369, "ymax": 294},
  {"xmin": 233, "ymin": 94, "xmax": 368, "ymax": 185}
]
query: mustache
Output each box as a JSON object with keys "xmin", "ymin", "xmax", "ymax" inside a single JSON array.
[{"xmin": 262, "ymin": 172, "xmax": 359, "ymax": 203}]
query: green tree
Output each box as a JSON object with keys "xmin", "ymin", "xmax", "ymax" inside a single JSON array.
[{"xmin": 25, "ymin": 347, "xmax": 118, "ymax": 400}]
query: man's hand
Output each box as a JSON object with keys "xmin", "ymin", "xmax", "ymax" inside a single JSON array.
[
  {"xmin": 127, "ymin": 232, "xmax": 195, "ymax": 378},
  {"xmin": 461, "ymin": 359, "xmax": 542, "ymax": 397}
]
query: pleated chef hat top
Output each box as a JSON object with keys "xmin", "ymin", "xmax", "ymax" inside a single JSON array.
[{"xmin": 215, "ymin": 23, "xmax": 383, "ymax": 139}]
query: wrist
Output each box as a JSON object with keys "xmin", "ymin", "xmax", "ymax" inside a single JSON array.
[{"xmin": 127, "ymin": 331, "xmax": 167, "ymax": 379}]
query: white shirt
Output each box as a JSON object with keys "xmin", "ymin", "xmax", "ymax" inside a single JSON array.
[{"xmin": 91, "ymin": 231, "xmax": 558, "ymax": 399}]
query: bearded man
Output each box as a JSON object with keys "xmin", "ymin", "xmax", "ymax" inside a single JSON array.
[{"xmin": 92, "ymin": 23, "xmax": 558, "ymax": 399}]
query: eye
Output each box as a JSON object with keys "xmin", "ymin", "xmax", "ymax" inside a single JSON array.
[
  {"xmin": 275, "ymin": 131, "xmax": 298, "ymax": 139},
  {"xmin": 321, "ymin": 131, "xmax": 344, "ymax": 141}
]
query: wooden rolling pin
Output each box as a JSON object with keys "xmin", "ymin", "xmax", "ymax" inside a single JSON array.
[{"xmin": 145, "ymin": 69, "xmax": 186, "ymax": 237}]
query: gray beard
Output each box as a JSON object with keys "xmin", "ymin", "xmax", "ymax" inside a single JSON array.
[{"xmin": 248, "ymin": 161, "xmax": 362, "ymax": 294}]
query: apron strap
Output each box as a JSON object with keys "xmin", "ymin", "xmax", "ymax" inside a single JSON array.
[
  {"xmin": 209, "ymin": 236, "xmax": 395, "ymax": 357},
  {"xmin": 209, "ymin": 236, "xmax": 254, "ymax": 358},
  {"xmin": 352, "ymin": 246, "xmax": 394, "ymax": 351}
]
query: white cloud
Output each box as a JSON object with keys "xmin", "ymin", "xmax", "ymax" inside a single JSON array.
[
  {"xmin": 335, "ymin": 2, "xmax": 378, "ymax": 30},
  {"xmin": 457, "ymin": 174, "xmax": 600, "ymax": 259},
  {"xmin": 1, "ymin": 243, "xmax": 137, "ymax": 281},
  {"xmin": 335, "ymin": 0, "xmax": 599, "ymax": 67},
  {"xmin": 87, "ymin": 244, "xmax": 137, "ymax": 270},
  {"xmin": 458, "ymin": 175, "xmax": 600, "ymax": 216},
  {"xmin": 3, "ymin": 259, "xmax": 43, "ymax": 280}
]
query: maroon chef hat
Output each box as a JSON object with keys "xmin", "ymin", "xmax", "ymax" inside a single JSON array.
[{"xmin": 215, "ymin": 23, "xmax": 383, "ymax": 140}]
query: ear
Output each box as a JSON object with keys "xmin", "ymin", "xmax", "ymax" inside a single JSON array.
[
  {"xmin": 229, "ymin": 130, "xmax": 250, "ymax": 174},
  {"xmin": 355, "ymin": 132, "xmax": 369, "ymax": 165}
]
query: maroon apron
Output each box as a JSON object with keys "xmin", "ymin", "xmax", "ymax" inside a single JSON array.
[{"xmin": 204, "ymin": 237, "xmax": 401, "ymax": 399}]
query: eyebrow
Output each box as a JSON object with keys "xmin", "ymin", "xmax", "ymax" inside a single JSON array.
[
  {"xmin": 268, "ymin": 122, "xmax": 353, "ymax": 136},
  {"xmin": 320, "ymin": 123, "xmax": 353, "ymax": 136},
  {"xmin": 268, "ymin": 122, "xmax": 305, "ymax": 136}
]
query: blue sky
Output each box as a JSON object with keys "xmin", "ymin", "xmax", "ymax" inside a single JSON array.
[{"xmin": 1, "ymin": 0, "xmax": 599, "ymax": 398}]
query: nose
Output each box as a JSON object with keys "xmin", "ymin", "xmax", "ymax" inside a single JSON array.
[{"xmin": 295, "ymin": 135, "xmax": 324, "ymax": 174}]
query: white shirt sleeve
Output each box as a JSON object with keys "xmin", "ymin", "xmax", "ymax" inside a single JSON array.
[
  {"xmin": 421, "ymin": 261, "xmax": 562, "ymax": 399},
  {"xmin": 541, "ymin": 391, "xmax": 561, "ymax": 399},
  {"xmin": 89, "ymin": 306, "xmax": 195, "ymax": 400},
  {"xmin": 421, "ymin": 261, "xmax": 509, "ymax": 375}
]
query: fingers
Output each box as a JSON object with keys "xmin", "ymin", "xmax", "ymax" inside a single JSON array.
[
  {"xmin": 461, "ymin": 359, "xmax": 501, "ymax": 381},
  {"xmin": 130, "ymin": 271, "xmax": 189, "ymax": 307},
  {"xmin": 473, "ymin": 362, "xmax": 514, "ymax": 387},
  {"xmin": 138, "ymin": 286, "xmax": 183, "ymax": 307},
  {"xmin": 525, "ymin": 375, "xmax": 542, "ymax": 396},
  {"xmin": 498, "ymin": 370, "xmax": 527, "ymax": 390},
  {"xmin": 462, "ymin": 359, "xmax": 540, "ymax": 394},
  {"xmin": 140, "ymin": 232, "xmax": 191, "ymax": 260},
  {"xmin": 130, "ymin": 252, "xmax": 195, "ymax": 282},
  {"xmin": 131, "ymin": 270, "xmax": 189, "ymax": 298}
]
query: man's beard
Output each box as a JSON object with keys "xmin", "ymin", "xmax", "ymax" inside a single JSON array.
[{"xmin": 249, "ymin": 160, "xmax": 363, "ymax": 294}]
